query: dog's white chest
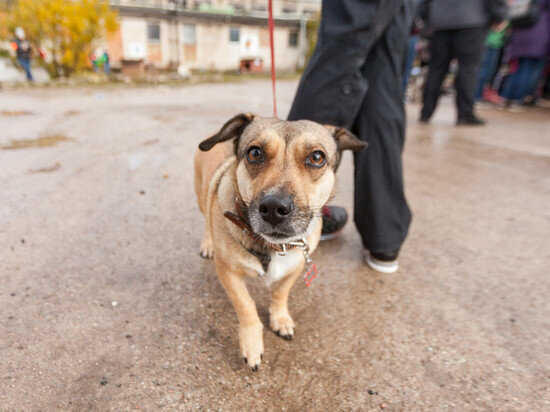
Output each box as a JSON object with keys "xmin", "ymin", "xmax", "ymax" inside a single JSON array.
[{"xmin": 263, "ymin": 250, "xmax": 303, "ymax": 286}]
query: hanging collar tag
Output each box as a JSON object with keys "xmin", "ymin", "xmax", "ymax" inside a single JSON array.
[
  {"xmin": 304, "ymin": 263, "xmax": 317, "ymax": 287},
  {"xmin": 295, "ymin": 238, "xmax": 316, "ymax": 287}
]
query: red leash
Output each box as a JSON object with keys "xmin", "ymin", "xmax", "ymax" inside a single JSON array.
[{"xmin": 268, "ymin": 0, "xmax": 277, "ymax": 118}]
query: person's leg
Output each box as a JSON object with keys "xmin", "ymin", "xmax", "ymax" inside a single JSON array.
[
  {"xmin": 475, "ymin": 47, "xmax": 500, "ymax": 100},
  {"xmin": 288, "ymin": 0, "xmax": 414, "ymax": 266},
  {"xmin": 288, "ymin": 0, "xmax": 408, "ymax": 127},
  {"xmin": 352, "ymin": 9, "xmax": 412, "ymax": 256},
  {"xmin": 509, "ymin": 58, "xmax": 534, "ymax": 101},
  {"xmin": 544, "ymin": 66, "xmax": 550, "ymax": 99},
  {"xmin": 501, "ymin": 59, "xmax": 521, "ymax": 101},
  {"xmin": 524, "ymin": 58, "xmax": 546, "ymax": 99},
  {"xmin": 402, "ymin": 34, "xmax": 418, "ymax": 95},
  {"xmin": 420, "ymin": 31, "xmax": 453, "ymax": 121},
  {"xmin": 454, "ymin": 27, "xmax": 487, "ymax": 120},
  {"xmin": 17, "ymin": 57, "xmax": 33, "ymax": 81},
  {"xmin": 485, "ymin": 48, "xmax": 501, "ymax": 85},
  {"xmin": 475, "ymin": 47, "xmax": 491, "ymax": 100}
]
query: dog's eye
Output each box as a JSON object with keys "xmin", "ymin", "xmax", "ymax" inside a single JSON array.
[
  {"xmin": 307, "ymin": 150, "xmax": 326, "ymax": 167},
  {"xmin": 246, "ymin": 146, "xmax": 263, "ymax": 163}
]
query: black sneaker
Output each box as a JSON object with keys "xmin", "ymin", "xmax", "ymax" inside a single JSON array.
[
  {"xmin": 320, "ymin": 206, "xmax": 348, "ymax": 240},
  {"xmin": 457, "ymin": 115, "xmax": 486, "ymax": 126}
]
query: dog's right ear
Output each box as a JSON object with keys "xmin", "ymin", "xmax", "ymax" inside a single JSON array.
[
  {"xmin": 324, "ymin": 125, "xmax": 367, "ymax": 152},
  {"xmin": 198, "ymin": 113, "xmax": 256, "ymax": 151}
]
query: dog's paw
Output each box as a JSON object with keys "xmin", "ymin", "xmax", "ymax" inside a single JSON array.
[
  {"xmin": 269, "ymin": 308, "xmax": 295, "ymax": 341},
  {"xmin": 239, "ymin": 323, "xmax": 264, "ymax": 371},
  {"xmin": 199, "ymin": 239, "xmax": 214, "ymax": 259}
]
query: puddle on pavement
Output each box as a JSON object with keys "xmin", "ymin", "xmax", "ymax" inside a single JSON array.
[
  {"xmin": 151, "ymin": 114, "xmax": 171, "ymax": 122},
  {"xmin": 28, "ymin": 162, "xmax": 61, "ymax": 174},
  {"xmin": 142, "ymin": 138, "xmax": 160, "ymax": 146},
  {"xmin": 2, "ymin": 110, "xmax": 32, "ymax": 116},
  {"xmin": 1, "ymin": 134, "xmax": 74, "ymax": 150}
]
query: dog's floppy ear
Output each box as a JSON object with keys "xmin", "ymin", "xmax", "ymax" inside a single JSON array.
[
  {"xmin": 199, "ymin": 113, "xmax": 256, "ymax": 151},
  {"xmin": 324, "ymin": 125, "xmax": 367, "ymax": 152}
]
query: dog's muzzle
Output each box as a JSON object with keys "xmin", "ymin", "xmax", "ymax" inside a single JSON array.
[
  {"xmin": 258, "ymin": 194, "xmax": 294, "ymax": 227},
  {"xmin": 248, "ymin": 193, "xmax": 311, "ymax": 241}
]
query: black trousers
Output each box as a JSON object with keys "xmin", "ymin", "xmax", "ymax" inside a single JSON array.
[
  {"xmin": 421, "ymin": 28, "xmax": 487, "ymax": 120},
  {"xmin": 288, "ymin": 0, "xmax": 413, "ymax": 253}
]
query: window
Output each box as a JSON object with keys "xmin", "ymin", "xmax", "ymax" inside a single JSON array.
[
  {"xmin": 183, "ymin": 24, "xmax": 196, "ymax": 46},
  {"xmin": 229, "ymin": 27, "xmax": 240, "ymax": 43},
  {"xmin": 289, "ymin": 31, "xmax": 298, "ymax": 47},
  {"xmin": 232, "ymin": 4, "xmax": 245, "ymax": 13},
  {"xmin": 147, "ymin": 23, "xmax": 160, "ymax": 43}
]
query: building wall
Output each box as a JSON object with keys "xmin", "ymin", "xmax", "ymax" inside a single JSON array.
[
  {"xmin": 120, "ymin": 17, "xmax": 148, "ymax": 61},
  {"xmin": 107, "ymin": 26, "xmax": 124, "ymax": 64},
  {"xmin": 113, "ymin": 14, "xmax": 305, "ymax": 72},
  {"xmin": 136, "ymin": 0, "xmax": 321, "ymax": 16},
  {"xmin": 191, "ymin": 22, "xmax": 302, "ymax": 71}
]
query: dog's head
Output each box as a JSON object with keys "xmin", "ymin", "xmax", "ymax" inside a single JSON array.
[{"xmin": 199, "ymin": 114, "xmax": 366, "ymax": 243}]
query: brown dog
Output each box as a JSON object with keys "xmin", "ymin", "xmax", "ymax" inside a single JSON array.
[{"xmin": 194, "ymin": 114, "xmax": 366, "ymax": 370}]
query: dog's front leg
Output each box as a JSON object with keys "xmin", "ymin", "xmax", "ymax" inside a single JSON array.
[
  {"xmin": 216, "ymin": 263, "xmax": 264, "ymax": 371},
  {"xmin": 199, "ymin": 231, "xmax": 214, "ymax": 258},
  {"xmin": 269, "ymin": 263, "xmax": 303, "ymax": 340}
]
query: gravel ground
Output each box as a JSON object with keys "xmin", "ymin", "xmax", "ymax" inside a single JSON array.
[{"xmin": 1, "ymin": 80, "xmax": 549, "ymax": 410}]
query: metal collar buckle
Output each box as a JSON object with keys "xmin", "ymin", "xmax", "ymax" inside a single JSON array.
[{"xmin": 277, "ymin": 238, "xmax": 309, "ymax": 256}]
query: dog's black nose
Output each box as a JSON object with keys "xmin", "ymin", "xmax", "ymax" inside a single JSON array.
[{"xmin": 258, "ymin": 194, "xmax": 293, "ymax": 226}]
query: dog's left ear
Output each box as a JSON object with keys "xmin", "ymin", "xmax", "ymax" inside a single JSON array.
[
  {"xmin": 199, "ymin": 113, "xmax": 256, "ymax": 151},
  {"xmin": 324, "ymin": 125, "xmax": 367, "ymax": 152}
]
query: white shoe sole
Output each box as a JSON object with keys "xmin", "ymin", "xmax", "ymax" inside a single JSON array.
[
  {"xmin": 365, "ymin": 252, "xmax": 399, "ymax": 274},
  {"xmin": 319, "ymin": 230, "xmax": 342, "ymax": 241}
]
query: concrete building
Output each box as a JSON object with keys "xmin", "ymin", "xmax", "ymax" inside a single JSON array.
[{"xmin": 107, "ymin": 0, "xmax": 320, "ymax": 72}]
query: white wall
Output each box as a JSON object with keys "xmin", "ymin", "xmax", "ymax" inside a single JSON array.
[
  {"xmin": 118, "ymin": 15, "xmax": 303, "ymax": 71},
  {"xmin": 120, "ymin": 17, "xmax": 148, "ymax": 60},
  {"xmin": 192, "ymin": 24, "xmax": 301, "ymax": 71}
]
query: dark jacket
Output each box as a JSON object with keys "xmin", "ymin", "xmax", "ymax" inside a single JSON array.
[
  {"xmin": 13, "ymin": 38, "xmax": 32, "ymax": 60},
  {"xmin": 421, "ymin": 0, "xmax": 508, "ymax": 31}
]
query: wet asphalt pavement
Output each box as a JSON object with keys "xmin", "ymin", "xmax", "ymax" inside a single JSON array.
[{"xmin": 1, "ymin": 80, "xmax": 549, "ymax": 410}]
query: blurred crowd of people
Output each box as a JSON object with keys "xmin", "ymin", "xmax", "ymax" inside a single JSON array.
[{"xmin": 406, "ymin": 0, "xmax": 550, "ymax": 125}]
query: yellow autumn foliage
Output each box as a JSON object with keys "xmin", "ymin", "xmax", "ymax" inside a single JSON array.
[{"xmin": 2, "ymin": 0, "xmax": 117, "ymax": 77}]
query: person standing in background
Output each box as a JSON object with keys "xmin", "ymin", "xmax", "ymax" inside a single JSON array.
[
  {"xmin": 11, "ymin": 27, "xmax": 33, "ymax": 82},
  {"xmin": 474, "ymin": 22, "xmax": 508, "ymax": 105},
  {"xmin": 288, "ymin": 0, "xmax": 417, "ymax": 273},
  {"xmin": 403, "ymin": 15, "xmax": 424, "ymax": 96},
  {"xmin": 419, "ymin": 0, "xmax": 508, "ymax": 126},
  {"xmin": 501, "ymin": 0, "xmax": 550, "ymax": 107},
  {"xmin": 103, "ymin": 50, "xmax": 110, "ymax": 75}
]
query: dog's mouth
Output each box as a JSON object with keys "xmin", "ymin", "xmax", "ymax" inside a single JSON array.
[
  {"xmin": 260, "ymin": 230, "xmax": 302, "ymax": 244},
  {"xmin": 266, "ymin": 230, "xmax": 293, "ymax": 239},
  {"xmin": 255, "ymin": 225, "xmax": 305, "ymax": 243},
  {"xmin": 247, "ymin": 205, "xmax": 314, "ymax": 244}
]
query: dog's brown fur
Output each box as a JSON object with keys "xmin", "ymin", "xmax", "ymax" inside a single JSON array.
[{"xmin": 194, "ymin": 114, "xmax": 365, "ymax": 370}]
